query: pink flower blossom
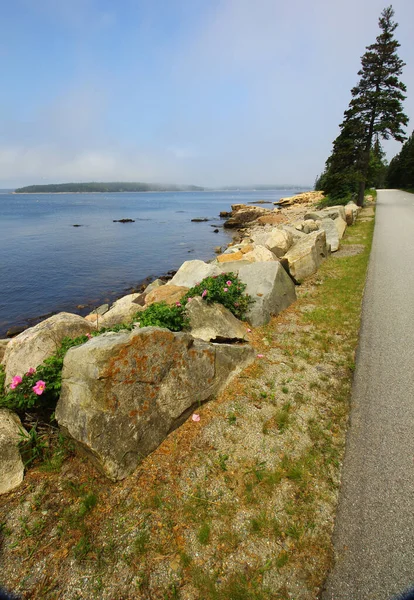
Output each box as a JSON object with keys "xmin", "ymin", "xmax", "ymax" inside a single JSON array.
[
  {"xmin": 86, "ymin": 333, "xmax": 92, "ymax": 340},
  {"xmin": 32, "ymin": 380, "xmax": 46, "ymax": 396},
  {"xmin": 257, "ymin": 354, "xmax": 264, "ymax": 359},
  {"xmin": 26, "ymin": 367, "xmax": 36, "ymax": 376},
  {"xmin": 192, "ymin": 413, "xmax": 201, "ymax": 422},
  {"xmin": 223, "ymin": 288, "xmax": 228, "ymax": 292},
  {"xmin": 226, "ymin": 280, "xmax": 232, "ymax": 286},
  {"xmin": 201, "ymin": 289, "xmax": 208, "ymax": 298},
  {"xmin": 175, "ymin": 302, "xmax": 182, "ymax": 307},
  {"xmin": 187, "ymin": 297, "xmax": 192, "ymax": 303},
  {"xmin": 10, "ymin": 375, "xmax": 22, "ymax": 390}
]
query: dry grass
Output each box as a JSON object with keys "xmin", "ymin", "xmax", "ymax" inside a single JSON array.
[{"xmin": 0, "ymin": 210, "xmax": 374, "ymax": 599}]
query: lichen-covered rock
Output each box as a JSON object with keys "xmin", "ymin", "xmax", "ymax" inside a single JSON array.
[
  {"xmin": 0, "ymin": 410, "xmax": 27, "ymax": 495},
  {"xmin": 265, "ymin": 229, "xmax": 293, "ymax": 258},
  {"xmin": 3, "ymin": 313, "xmax": 94, "ymax": 387},
  {"xmin": 145, "ymin": 285, "xmax": 189, "ymax": 306},
  {"xmin": 185, "ymin": 297, "xmax": 248, "ymax": 342},
  {"xmin": 281, "ymin": 230, "xmax": 328, "ymax": 283},
  {"xmin": 256, "ymin": 213, "xmax": 288, "ymax": 226},
  {"xmin": 238, "ymin": 261, "xmax": 297, "ymax": 327},
  {"xmin": 56, "ymin": 328, "xmax": 255, "ymax": 480},
  {"xmin": 223, "ymin": 204, "xmax": 270, "ymax": 228},
  {"xmin": 167, "ymin": 260, "xmax": 221, "ymax": 288}
]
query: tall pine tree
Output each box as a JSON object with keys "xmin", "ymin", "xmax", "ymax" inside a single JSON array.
[{"xmin": 320, "ymin": 6, "xmax": 408, "ymax": 206}]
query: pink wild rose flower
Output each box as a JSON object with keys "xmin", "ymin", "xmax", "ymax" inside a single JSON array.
[
  {"xmin": 32, "ymin": 380, "xmax": 46, "ymax": 396},
  {"xmin": 226, "ymin": 280, "xmax": 232, "ymax": 286},
  {"xmin": 201, "ymin": 290, "xmax": 208, "ymax": 298},
  {"xmin": 223, "ymin": 288, "xmax": 228, "ymax": 292},
  {"xmin": 192, "ymin": 413, "xmax": 201, "ymax": 422},
  {"xmin": 26, "ymin": 367, "xmax": 36, "ymax": 376},
  {"xmin": 10, "ymin": 375, "xmax": 23, "ymax": 390}
]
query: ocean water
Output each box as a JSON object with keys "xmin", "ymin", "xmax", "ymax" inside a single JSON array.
[{"xmin": 0, "ymin": 189, "xmax": 303, "ymax": 336}]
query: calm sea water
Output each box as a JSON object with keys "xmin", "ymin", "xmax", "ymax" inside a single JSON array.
[{"xmin": 0, "ymin": 189, "xmax": 303, "ymax": 336}]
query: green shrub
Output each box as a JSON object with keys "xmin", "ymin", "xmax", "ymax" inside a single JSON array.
[
  {"xmin": 136, "ymin": 302, "xmax": 186, "ymax": 331},
  {"xmin": 183, "ymin": 272, "xmax": 252, "ymax": 320},
  {"xmin": 137, "ymin": 273, "xmax": 252, "ymax": 332},
  {"xmin": 0, "ymin": 334, "xmax": 91, "ymax": 414}
]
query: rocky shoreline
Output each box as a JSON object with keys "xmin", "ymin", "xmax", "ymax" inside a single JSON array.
[{"xmin": 0, "ymin": 190, "xmax": 363, "ymax": 494}]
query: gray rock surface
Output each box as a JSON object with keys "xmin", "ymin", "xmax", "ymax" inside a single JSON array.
[
  {"xmin": 2, "ymin": 312, "xmax": 94, "ymax": 387},
  {"xmin": 281, "ymin": 230, "xmax": 328, "ymax": 282},
  {"xmin": 238, "ymin": 261, "xmax": 297, "ymax": 327},
  {"xmin": 279, "ymin": 224, "xmax": 308, "ymax": 243},
  {"xmin": 99, "ymin": 293, "xmax": 143, "ymax": 327},
  {"xmin": 0, "ymin": 410, "xmax": 26, "ymax": 495},
  {"xmin": 56, "ymin": 327, "xmax": 255, "ymax": 480},
  {"xmin": 320, "ymin": 217, "xmax": 341, "ymax": 252},
  {"xmin": 167, "ymin": 260, "xmax": 221, "ymax": 288},
  {"xmin": 303, "ymin": 219, "xmax": 320, "ymax": 234},
  {"xmin": 334, "ymin": 216, "xmax": 347, "ymax": 239},
  {"xmin": 144, "ymin": 279, "xmax": 164, "ymax": 294},
  {"xmin": 185, "ymin": 297, "xmax": 248, "ymax": 342},
  {"xmin": 345, "ymin": 202, "xmax": 360, "ymax": 225}
]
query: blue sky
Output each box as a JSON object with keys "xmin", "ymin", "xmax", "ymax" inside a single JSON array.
[{"xmin": 1, "ymin": 0, "xmax": 413, "ymax": 188}]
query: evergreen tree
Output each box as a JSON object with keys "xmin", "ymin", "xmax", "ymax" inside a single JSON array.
[
  {"xmin": 320, "ymin": 5, "xmax": 408, "ymax": 206},
  {"xmin": 367, "ymin": 138, "xmax": 388, "ymax": 189},
  {"xmin": 387, "ymin": 131, "xmax": 414, "ymax": 189}
]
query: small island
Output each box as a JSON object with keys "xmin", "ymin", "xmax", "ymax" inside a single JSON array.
[{"xmin": 14, "ymin": 182, "xmax": 205, "ymax": 194}]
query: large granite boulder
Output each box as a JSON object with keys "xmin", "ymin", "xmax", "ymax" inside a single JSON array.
[
  {"xmin": 279, "ymin": 224, "xmax": 307, "ymax": 244},
  {"xmin": 345, "ymin": 202, "xmax": 360, "ymax": 225},
  {"xmin": 265, "ymin": 229, "xmax": 293, "ymax": 258},
  {"xmin": 0, "ymin": 410, "xmax": 27, "ymax": 495},
  {"xmin": 167, "ymin": 260, "xmax": 221, "ymax": 288},
  {"xmin": 281, "ymin": 230, "xmax": 328, "ymax": 283},
  {"xmin": 145, "ymin": 285, "xmax": 189, "ymax": 306},
  {"xmin": 237, "ymin": 262, "xmax": 297, "ymax": 327},
  {"xmin": 319, "ymin": 218, "xmax": 341, "ymax": 252},
  {"xmin": 2, "ymin": 313, "xmax": 94, "ymax": 387},
  {"xmin": 334, "ymin": 216, "xmax": 347, "ymax": 239},
  {"xmin": 0, "ymin": 339, "xmax": 9, "ymax": 363},
  {"xmin": 185, "ymin": 297, "xmax": 248, "ymax": 342},
  {"xmin": 56, "ymin": 328, "xmax": 255, "ymax": 480}
]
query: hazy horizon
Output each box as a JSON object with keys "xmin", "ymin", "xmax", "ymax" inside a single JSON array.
[{"xmin": 1, "ymin": 0, "xmax": 413, "ymax": 188}]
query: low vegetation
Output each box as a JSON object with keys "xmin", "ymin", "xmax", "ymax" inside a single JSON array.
[{"xmin": 0, "ymin": 207, "xmax": 375, "ymax": 599}]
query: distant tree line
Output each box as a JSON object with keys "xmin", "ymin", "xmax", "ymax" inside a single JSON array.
[
  {"xmin": 386, "ymin": 131, "xmax": 414, "ymax": 189},
  {"xmin": 316, "ymin": 6, "xmax": 408, "ymax": 206},
  {"xmin": 14, "ymin": 182, "xmax": 205, "ymax": 194}
]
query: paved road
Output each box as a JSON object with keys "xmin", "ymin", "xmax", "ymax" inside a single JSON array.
[{"xmin": 323, "ymin": 190, "xmax": 414, "ymax": 600}]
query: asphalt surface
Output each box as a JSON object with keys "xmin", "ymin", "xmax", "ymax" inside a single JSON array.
[{"xmin": 322, "ymin": 190, "xmax": 414, "ymax": 600}]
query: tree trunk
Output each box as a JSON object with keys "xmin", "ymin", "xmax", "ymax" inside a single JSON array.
[{"xmin": 357, "ymin": 181, "xmax": 366, "ymax": 206}]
